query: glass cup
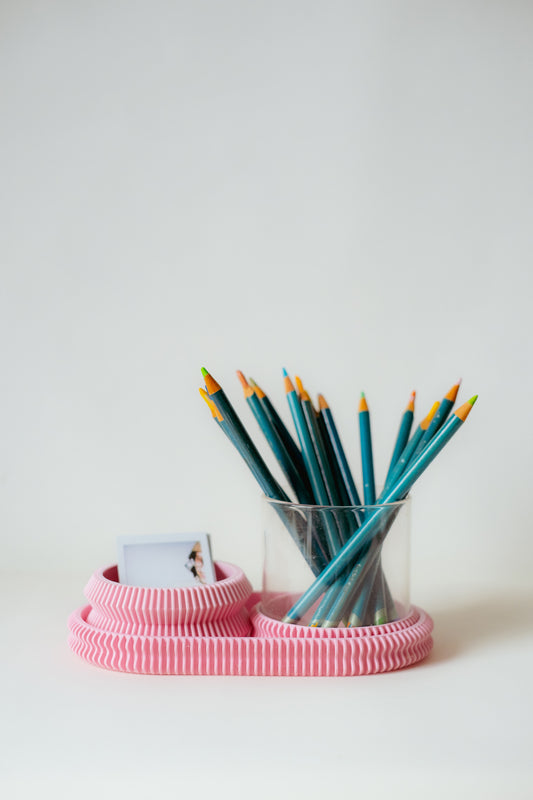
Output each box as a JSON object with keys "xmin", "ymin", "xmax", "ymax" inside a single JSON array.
[{"xmin": 261, "ymin": 496, "xmax": 411, "ymax": 628}]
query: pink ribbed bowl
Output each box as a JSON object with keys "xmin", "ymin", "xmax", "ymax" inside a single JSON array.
[
  {"xmin": 68, "ymin": 562, "xmax": 434, "ymax": 676},
  {"xmin": 84, "ymin": 561, "xmax": 252, "ymax": 626}
]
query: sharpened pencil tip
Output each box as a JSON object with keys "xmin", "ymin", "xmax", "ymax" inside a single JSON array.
[
  {"xmin": 317, "ymin": 394, "xmax": 328, "ymax": 411},
  {"xmin": 282, "ymin": 368, "xmax": 288, "ymax": 378},
  {"xmin": 236, "ymin": 370, "xmax": 249, "ymax": 388},
  {"xmin": 469, "ymin": 395, "xmax": 478, "ymax": 405},
  {"xmin": 201, "ymin": 367, "xmax": 209, "ymax": 378}
]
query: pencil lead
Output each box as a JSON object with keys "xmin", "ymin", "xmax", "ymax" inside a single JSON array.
[
  {"xmin": 295, "ymin": 375, "xmax": 305, "ymax": 397},
  {"xmin": 469, "ymin": 395, "xmax": 478, "ymax": 405},
  {"xmin": 201, "ymin": 367, "xmax": 209, "ymax": 378},
  {"xmin": 282, "ymin": 368, "xmax": 289, "ymax": 378},
  {"xmin": 445, "ymin": 381, "xmax": 461, "ymax": 403}
]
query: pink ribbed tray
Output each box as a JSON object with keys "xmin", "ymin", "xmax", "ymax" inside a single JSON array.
[{"xmin": 68, "ymin": 563, "xmax": 433, "ymax": 676}]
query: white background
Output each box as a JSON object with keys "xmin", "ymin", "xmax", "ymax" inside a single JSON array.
[{"xmin": 1, "ymin": 1, "xmax": 532, "ymax": 797}]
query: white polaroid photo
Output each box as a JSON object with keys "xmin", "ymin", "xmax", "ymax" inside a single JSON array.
[{"xmin": 117, "ymin": 533, "xmax": 216, "ymax": 588}]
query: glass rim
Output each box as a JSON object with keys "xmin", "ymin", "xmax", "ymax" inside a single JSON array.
[{"xmin": 263, "ymin": 495, "xmax": 410, "ymax": 512}]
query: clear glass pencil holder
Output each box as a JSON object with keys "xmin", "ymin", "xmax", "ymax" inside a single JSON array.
[{"xmin": 261, "ymin": 496, "xmax": 411, "ymax": 628}]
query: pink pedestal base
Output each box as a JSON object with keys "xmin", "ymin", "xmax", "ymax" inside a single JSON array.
[{"xmin": 68, "ymin": 563, "xmax": 433, "ymax": 676}]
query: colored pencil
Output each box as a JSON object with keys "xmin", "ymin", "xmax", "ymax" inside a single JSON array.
[
  {"xmin": 248, "ymin": 377, "xmax": 310, "ymax": 486},
  {"xmin": 407, "ymin": 380, "xmax": 461, "ymax": 466},
  {"xmin": 282, "ymin": 396, "xmax": 477, "ymax": 623},
  {"xmin": 381, "ymin": 400, "xmax": 439, "ymax": 496},
  {"xmin": 384, "ymin": 391, "xmax": 416, "ymax": 487},
  {"xmin": 284, "ymin": 370, "xmax": 342, "ymax": 557},
  {"xmin": 236, "ymin": 371, "xmax": 314, "ymax": 504},
  {"xmin": 199, "ymin": 382, "xmax": 288, "ymax": 501},
  {"xmin": 359, "ymin": 393, "xmax": 376, "ymax": 506},
  {"xmin": 298, "ymin": 380, "xmax": 345, "ymax": 507},
  {"xmin": 317, "ymin": 394, "xmax": 362, "ymax": 508}
]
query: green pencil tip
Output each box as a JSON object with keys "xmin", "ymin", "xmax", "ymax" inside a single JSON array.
[
  {"xmin": 468, "ymin": 395, "xmax": 478, "ymax": 405},
  {"xmin": 201, "ymin": 367, "xmax": 209, "ymax": 377},
  {"xmin": 360, "ymin": 391, "xmax": 365, "ymax": 398}
]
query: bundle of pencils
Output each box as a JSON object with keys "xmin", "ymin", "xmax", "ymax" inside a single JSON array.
[{"xmin": 199, "ymin": 367, "xmax": 477, "ymax": 628}]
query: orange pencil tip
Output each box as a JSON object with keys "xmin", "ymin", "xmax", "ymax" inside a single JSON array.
[
  {"xmin": 203, "ymin": 369, "xmax": 221, "ymax": 395},
  {"xmin": 249, "ymin": 378, "xmax": 266, "ymax": 399},
  {"xmin": 236, "ymin": 370, "xmax": 254, "ymax": 398},
  {"xmin": 359, "ymin": 393, "xmax": 369, "ymax": 413},
  {"xmin": 284, "ymin": 374, "xmax": 296, "ymax": 394},
  {"xmin": 317, "ymin": 394, "xmax": 329, "ymax": 411},
  {"xmin": 445, "ymin": 381, "xmax": 461, "ymax": 403},
  {"xmin": 455, "ymin": 395, "xmax": 477, "ymax": 421},
  {"xmin": 236, "ymin": 370, "xmax": 249, "ymax": 389},
  {"xmin": 295, "ymin": 375, "xmax": 305, "ymax": 397}
]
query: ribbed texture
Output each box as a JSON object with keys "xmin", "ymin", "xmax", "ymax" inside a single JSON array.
[
  {"xmin": 84, "ymin": 562, "xmax": 252, "ymax": 625},
  {"xmin": 68, "ymin": 599, "xmax": 433, "ymax": 676},
  {"xmin": 86, "ymin": 606, "xmax": 252, "ymax": 637},
  {"xmin": 252, "ymin": 604, "xmax": 420, "ymax": 639}
]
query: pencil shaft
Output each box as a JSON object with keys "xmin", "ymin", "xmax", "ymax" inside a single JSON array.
[
  {"xmin": 301, "ymin": 399, "xmax": 344, "ymax": 506},
  {"xmin": 260, "ymin": 395, "xmax": 310, "ymax": 485},
  {"xmin": 359, "ymin": 407, "xmax": 376, "ymax": 505},
  {"xmin": 246, "ymin": 393, "xmax": 314, "ymax": 503},
  {"xmin": 320, "ymin": 406, "xmax": 362, "ymax": 507},
  {"xmin": 211, "ymin": 388, "xmax": 290, "ymax": 501},
  {"xmin": 384, "ymin": 409, "xmax": 414, "ymax": 486}
]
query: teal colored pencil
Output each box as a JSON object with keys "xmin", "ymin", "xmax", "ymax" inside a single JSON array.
[
  {"xmin": 407, "ymin": 381, "xmax": 461, "ymax": 466},
  {"xmin": 318, "ymin": 394, "xmax": 362, "ymax": 508},
  {"xmin": 346, "ymin": 551, "xmax": 383, "ymax": 627},
  {"xmin": 284, "ymin": 370, "xmax": 342, "ymax": 557},
  {"xmin": 359, "ymin": 393, "xmax": 376, "ymax": 506},
  {"xmin": 202, "ymin": 369, "xmax": 289, "ymax": 501},
  {"xmin": 249, "ymin": 377, "xmax": 312, "ymax": 494},
  {"xmin": 236, "ymin": 371, "xmax": 314, "ymax": 504},
  {"xmin": 380, "ymin": 400, "xmax": 440, "ymax": 496},
  {"xmin": 372, "ymin": 572, "xmax": 388, "ymax": 626},
  {"xmin": 282, "ymin": 395, "xmax": 478, "ymax": 623},
  {"xmin": 297, "ymin": 381, "xmax": 345, "ymax": 507},
  {"xmin": 384, "ymin": 391, "xmax": 416, "ymax": 487}
]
